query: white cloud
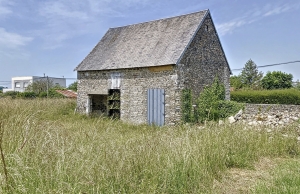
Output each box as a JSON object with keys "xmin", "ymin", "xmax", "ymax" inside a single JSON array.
[
  {"xmin": 39, "ymin": 1, "xmax": 89, "ymax": 21},
  {"xmin": 216, "ymin": 19, "xmax": 247, "ymax": 36},
  {"xmin": 0, "ymin": 0, "xmax": 13, "ymax": 18},
  {"xmin": 0, "ymin": 28, "xmax": 33, "ymax": 48},
  {"xmin": 263, "ymin": 4, "xmax": 293, "ymax": 17},
  {"xmin": 35, "ymin": 0, "xmax": 151, "ymax": 49},
  {"xmin": 216, "ymin": 2, "xmax": 300, "ymax": 36}
]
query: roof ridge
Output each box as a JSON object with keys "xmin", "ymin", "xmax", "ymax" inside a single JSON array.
[
  {"xmin": 110, "ymin": 9, "xmax": 209, "ymax": 29},
  {"xmin": 75, "ymin": 9, "xmax": 208, "ymax": 71},
  {"xmin": 176, "ymin": 10, "xmax": 210, "ymax": 64}
]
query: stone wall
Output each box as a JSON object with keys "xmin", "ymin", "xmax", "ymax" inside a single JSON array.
[
  {"xmin": 179, "ymin": 13, "xmax": 231, "ymax": 101},
  {"xmin": 230, "ymin": 104, "xmax": 300, "ymax": 127},
  {"xmin": 244, "ymin": 104, "xmax": 300, "ymax": 115},
  {"xmin": 77, "ymin": 67, "xmax": 182, "ymax": 125}
]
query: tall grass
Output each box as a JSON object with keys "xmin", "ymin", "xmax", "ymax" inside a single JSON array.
[
  {"xmin": 0, "ymin": 98, "xmax": 299, "ymax": 193},
  {"xmin": 254, "ymin": 159, "xmax": 300, "ymax": 193}
]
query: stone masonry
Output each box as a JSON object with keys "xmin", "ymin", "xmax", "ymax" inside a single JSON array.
[
  {"xmin": 179, "ymin": 14, "xmax": 230, "ymax": 101},
  {"xmin": 77, "ymin": 67, "xmax": 181, "ymax": 125},
  {"xmin": 228, "ymin": 104, "xmax": 300, "ymax": 128}
]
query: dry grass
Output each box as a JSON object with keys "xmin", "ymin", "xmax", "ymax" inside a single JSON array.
[
  {"xmin": 213, "ymin": 158, "xmax": 278, "ymax": 193},
  {"xmin": 0, "ymin": 98, "xmax": 299, "ymax": 193}
]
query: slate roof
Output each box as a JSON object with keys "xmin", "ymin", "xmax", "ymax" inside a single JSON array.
[{"xmin": 75, "ymin": 10, "xmax": 209, "ymax": 71}]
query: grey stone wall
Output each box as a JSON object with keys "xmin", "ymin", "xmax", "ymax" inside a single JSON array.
[
  {"xmin": 244, "ymin": 104, "xmax": 300, "ymax": 115},
  {"xmin": 179, "ymin": 14, "xmax": 230, "ymax": 101},
  {"xmin": 77, "ymin": 67, "xmax": 182, "ymax": 125}
]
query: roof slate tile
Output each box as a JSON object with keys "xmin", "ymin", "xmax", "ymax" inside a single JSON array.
[{"xmin": 75, "ymin": 10, "xmax": 208, "ymax": 71}]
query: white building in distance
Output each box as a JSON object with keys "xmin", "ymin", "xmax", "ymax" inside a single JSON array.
[{"xmin": 3, "ymin": 76, "xmax": 66, "ymax": 93}]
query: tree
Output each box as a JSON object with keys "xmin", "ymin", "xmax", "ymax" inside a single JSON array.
[
  {"xmin": 262, "ymin": 71, "xmax": 293, "ymax": 90},
  {"xmin": 240, "ymin": 59, "xmax": 263, "ymax": 89},
  {"xmin": 230, "ymin": 75, "xmax": 243, "ymax": 90},
  {"xmin": 26, "ymin": 78, "xmax": 54, "ymax": 94},
  {"xmin": 68, "ymin": 81, "xmax": 77, "ymax": 91},
  {"xmin": 294, "ymin": 80, "xmax": 300, "ymax": 90}
]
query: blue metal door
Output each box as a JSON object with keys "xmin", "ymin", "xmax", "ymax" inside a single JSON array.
[{"xmin": 147, "ymin": 89, "xmax": 165, "ymax": 126}]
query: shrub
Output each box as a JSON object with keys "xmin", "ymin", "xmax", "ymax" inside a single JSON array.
[
  {"xmin": 38, "ymin": 89, "xmax": 64, "ymax": 98},
  {"xmin": 17, "ymin": 91, "xmax": 36, "ymax": 98},
  {"xmin": 217, "ymin": 100, "xmax": 244, "ymax": 118},
  {"xmin": 195, "ymin": 78, "xmax": 223, "ymax": 122},
  {"xmin": 231, "ymin": 89, "xmax": 300, "ymax": 104},
  {"xmin": 181, "ymin": 89, "xmax": 193, "ymax": 123},
  {"xmin": 68, "ymin": 81, "xmax": 78, "ymax": 91},
  {"xmin": 38, "ymin": 91, "xmax": 48, "ymax": 98},
  {"xmin": 195, "ymin": 77, "xmax": 242, "ymax": 122},
  {"xmin": 3, "ymin": 91, "xmax": 19, "ymax": 98},
  {"xmin": 230, "ymin": 75, "xmax": 243, "ymax": 90}
]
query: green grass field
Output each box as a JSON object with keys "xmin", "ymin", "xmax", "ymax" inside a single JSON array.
[{"xmin": 0, "ymin": 98, "xmax": 299, "ymax": 193}]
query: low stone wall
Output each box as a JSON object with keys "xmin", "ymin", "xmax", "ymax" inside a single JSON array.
[
  {"xmin": 244, "ymin": 104, "xmax": 300, "ymax": 115},
  {"xmin": 230, "ymin": 104, "xmax": 300, "ymax": 128}
]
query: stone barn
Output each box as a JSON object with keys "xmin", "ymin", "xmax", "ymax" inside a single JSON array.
[{"xmin": 75, "ymin": 9, "xmax": 231, "ymax": 126}]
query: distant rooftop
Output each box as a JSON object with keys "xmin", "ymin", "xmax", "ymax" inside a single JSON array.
[{"xmin": 56, "ymin": 90, "xmax": 77, "ymax": 98}]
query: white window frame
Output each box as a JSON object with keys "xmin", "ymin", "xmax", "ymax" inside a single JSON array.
[
  {"xmin": 111, "ymin": 72, "xmax": 121, "ymax": 89},
  {"xmin": 15, "ymin": 82, "xmax": 21, "ymax": 88},
  {"xmin": 24, "ymin": 82, "xmax": 29, "ymax": 88}
]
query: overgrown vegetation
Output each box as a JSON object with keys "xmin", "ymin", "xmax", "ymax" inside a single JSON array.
[
  {"xmin": 182, "ymin": 78, "xmax": 243, "ymax": 123},
  {"xmin": 195, "ymin": 77, "xmax": 225, "ymax": 122},
  {"xmin": 261, "ymin": 71, "xmax": 293, "ymax": 90},
  {"xmin": 230, "ymin": 59, "xmax": 296, "ymax": 91},
  {"xmin": 231, "ymin": 89, "xmax": 300, "ymax": 104},
  {"xmin": 181, "ymin": 89, "xmax": 193, "ymax": 123},
  {"xmin": 255, "ymin": 159, "xmax": 300, "ymax": 193},
  {"xmin": 68, "ymin": 81, "xmax": 78, "ymax": 91},
  {"xmin": 0, "ymin": 98, "xmax": 299, "ymax": 193},
  {"xmin": 0, "ymin": 90, "xmax": 64, "ymax": 99}
]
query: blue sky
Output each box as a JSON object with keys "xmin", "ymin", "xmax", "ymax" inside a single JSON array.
[{"xmin": 1, "ymin": 0, "xmax": 300, "ymax": 87}]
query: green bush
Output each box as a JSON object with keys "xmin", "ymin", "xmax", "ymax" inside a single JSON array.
[
  {"xmin": 68, "ymin": 81, "xmax": 78, "ymax": 91},
  {"xmin": 181, "ymin": 89, "xmax": 193, "ymax": 123},
  {"xmin": 231, "ymin": 89, "xmax": 300, "ymax": 104},
  {"xmin": 195, "ymin": 78, "xmax": 242, "ymax": 122},
  {"xmin": 17, "ymin": 91, "xmax": 37, "ymax": 98},
  {"xmin": 3, "ymin": 91, "xmax": 19, "ymax": 98},
  {"xmin": 217, "ymin": 100, "xmax": 244, "ymax": 118},
  {"xmin": 38, "ymin": 91, "xmax": 47, "ymax": 98},
  {"xmin": 38, "ymin": 89, "xmax": 64, "ymax": 98}
]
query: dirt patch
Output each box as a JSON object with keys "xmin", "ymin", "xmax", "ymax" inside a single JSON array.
[{"xmin": 213, "ymin": 158, "xmax": 278, "ymax": 194}]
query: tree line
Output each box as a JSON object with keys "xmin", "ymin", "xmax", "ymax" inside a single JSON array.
[{"xmin": 230, "ymin": 59, "xmax": 298, "ymax": 90}]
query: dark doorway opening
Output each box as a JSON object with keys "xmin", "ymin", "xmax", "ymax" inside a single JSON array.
[{"xmin": 90, "ymin": 95, "xmax": 108, "ymax": 115}]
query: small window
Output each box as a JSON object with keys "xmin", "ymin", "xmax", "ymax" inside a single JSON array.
[
  {"xmin": 15, "ymin": 82, "xmax": 21, "ymax": 88},
  {"xmin": 24, "ymin": 82, "xmax": 29, "ymax": 88},
  {"xmin": 55, "ymin": 83, "xmax": 59, "ymax": 86},
  {"xmin": 111, "ymin": 72, "xmax": 121, "ymax": 89},
  {"xmin": 205, "ymin": 25, "xmax": 209, "ymax": 31}
]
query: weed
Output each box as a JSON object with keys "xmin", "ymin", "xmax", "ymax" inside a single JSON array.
[{"xmin": 0, "ymin": 98, "xmax": 299, "ymax": 193}]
